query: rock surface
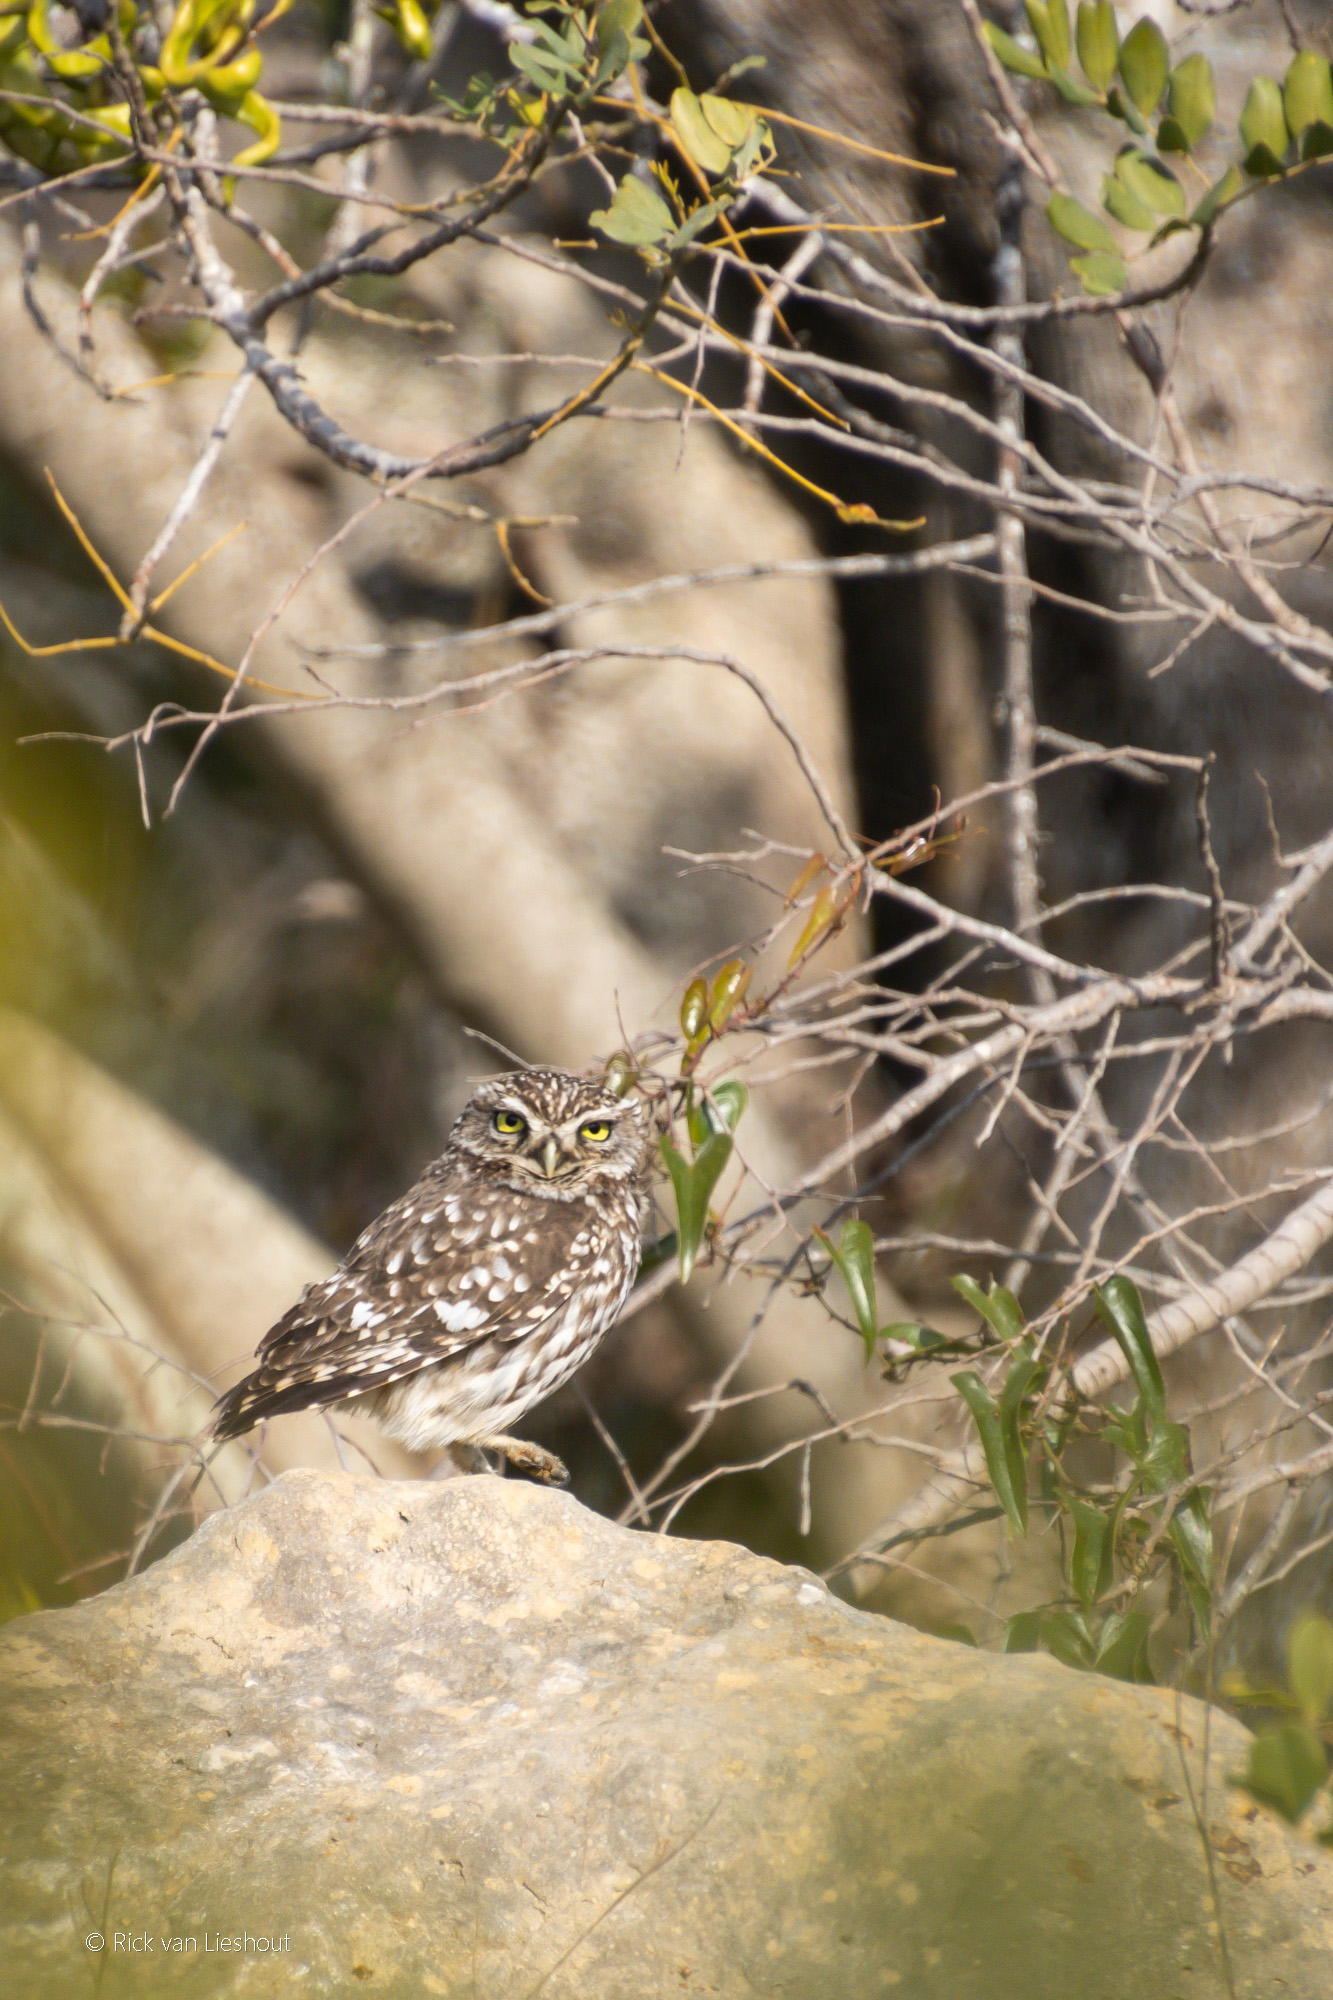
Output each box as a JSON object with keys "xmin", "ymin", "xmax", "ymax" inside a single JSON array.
[{"xmin": 1, "ymin": 1470, "xmax": 1330, "ymax": 1998}]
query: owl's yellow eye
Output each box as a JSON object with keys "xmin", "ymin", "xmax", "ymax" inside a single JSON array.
[
  {"xmin": 493, "ymin": 1109, "xmax": 527, "ymax": 1136},
  {"xmin": 579, "ymin": 1120, "xmax": 612, "ymax": 1143}
]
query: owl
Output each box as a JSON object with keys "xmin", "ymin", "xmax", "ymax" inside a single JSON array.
[{"xmin": 211, "ymin": 1069, "xmax": 653, "ymax": 1483}]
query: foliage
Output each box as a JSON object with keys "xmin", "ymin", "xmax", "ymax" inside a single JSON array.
[
  {"xmin": 0, "ymin": 0, "xmax": 292, "ymax": 170},
  {"xmin": 660, "ymin": 960, "xmax": 753, "ymax": 1283},
  {"xmin": 985, "ymin": 2, "xmax": 1333, "ymax": 293},
  {"xmin": 889, "ymin": 1272, "xmax": 1217, "ymax": 1683},
  {"xmin": 1227, "ymin": 1612, "xmax": 1333, "ymax": 1841}
]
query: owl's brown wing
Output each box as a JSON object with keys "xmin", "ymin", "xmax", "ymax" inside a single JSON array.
[{"xmin": 211, "ymin": 1163, "xmax": 630, "ymax": 1438}]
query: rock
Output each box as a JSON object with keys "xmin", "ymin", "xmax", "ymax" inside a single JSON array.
[{"xmin": 1, "ymin": 1470, "xmax": 1330, "ymax": 1997}]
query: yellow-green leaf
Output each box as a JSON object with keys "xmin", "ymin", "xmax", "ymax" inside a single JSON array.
[
  {"xmin": 1118, "ymin": 17, "xmax": 1168, "ymax": 118},
  {"xmin": 1102, "ymin": 172, "xmax": 1157, "ymax": 232},
  {"xmin": 595, "ymin": 0, "xmax": 643, "ymax": 53},
  {"xmin": 589, "ymin": 173, "xmax": 676, "ymax": 245},
  {"xmin": 788, "ymin": 883, "xmax": 838, "ymax": 965},
  {"xmin": 1075, "ymin": 0, "xmax": 1118, "ymax": 91},
  {"xmin": 1240, "ymin": 75, "xmax": 1289, "ymax": 175},
  {"xmin": 982, "ymin": 20, "xmax": 1048, "ymax": 81},
  {"xmin": 707, "ymin": 959, "xmax": 751, "ymax": 1032},
  {"xmin": 1240, "ymin": 1722, "xmax": 1328, "ymax": 1823},
  {"xmin": 1048, "ymin": 66, "xmax": 1101, "ymax": 108},
  {"xmin": 1165, "ymin": 53, "xmax": 1214, "ymax": 149},
  {"xmin": 1284, "ymin": 50, "xmax": 1333, "ymax": 136},
  {"xmin": 1289, "ymin": 1613, "xmax": 1333, "ymax": 1727},
  {"xmin": 669, "ymin": 87, "xmax": 767, "ymax": 178},
  {"xmin": 1191, "ymin": 162, "xmax": 1243, "ymax": 226},
  {"xmin": 1070, "ymin": 249, "xmax": 1127, "ymax": 294},
  {"xmin": 389, "ymin": 0, "xmax": 433, "ymax": 63},
  {"xmin": 679, "ymin": 977, "xmax": 708, "ymax": 1042},
  {"xmin": 1115, "ymin": 148, "xmax": 1185, "ymax": 217},
  {"xmin": 1046, "ymin": 189, "xmax": 1117, "ymax": 252},
  {"xmin": 1025, "ymin": 0, "xmax": 1069, "ymax": 72}
]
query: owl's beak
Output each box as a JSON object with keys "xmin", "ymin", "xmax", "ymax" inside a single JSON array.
[{"xmin": 539, "ymin": 1135, "xmax": 562, "ymax": 1179}]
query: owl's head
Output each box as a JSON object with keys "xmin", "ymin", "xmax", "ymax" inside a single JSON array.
[{"xmin": 453, "ymin": 1068, "xmax": 651, "ymax": 1197}]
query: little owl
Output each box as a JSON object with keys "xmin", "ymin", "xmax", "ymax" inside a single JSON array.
[{"xmin": 211, "ymin": 1068, "xmax": 652, "ymax": 1483}]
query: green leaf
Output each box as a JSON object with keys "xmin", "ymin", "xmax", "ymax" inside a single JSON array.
[
  {"xmin": 601, "ymin": 1050, "xmax": 637, "ymax": 1099},
  {"xmin": 1075, "ymin": 1, "xmax": 1118, "ymax": 92},
  {"xmin": 1048, "ymin": 68, "xmax": 1102, "ymax": 108},
  {"xmin": 1069, "ymin": 1495, "xmax": 1113, "ymax": 1609},
  {"xmin": 589, "ymin": 174, "xmax": 676, "ymax": 246},
  {"xmin": 999, "ymin": 1342, "xmax": 1041, "ymax": 1523},
  {"xmin": 1095, "ymin": 1276, "xmax": 1166, "ymax": 1423},
  {"xmin": 680, "ymin": 977, "xmax": 708, "ymax": 1041},
  {"xmin": 635, "ymin": 1231, "xmax": 677, "ymax": 1278},
  {"xmin": 509, "ymin": 42, "xmax": 574, "ymax": 94},
  {"xmin": 1102, "ymin": 172, "xmax": 1157, "ymax": 231},
  {"xmin": 1301, "ymin": 120, "xmax": 1333, "ymax": 161},
  {"xmin": 1105, "ymin": 83, "xmax": 1148, "ymax": 134},
  {"xmin": 1289, "ymin": 1613, "xmax": 1333, "ymax": 1727},
  {"xmin": 935, "ymin": 1622, "xmax": 978, "ymax": 1647},
  {"xmin": 1094, "ymin": 1608, "xmax": 1155, "ymax": 1683},
  {"xmin": 1191, "ymin": 162, "xmax": 1244, "ymax": 226},
  {"xmin": 594, "ymin": 0, "xmax": 643, "ymax": 53},
  {"xmin": 1004, "ymin": 1609, "xmax": 1043, "ymax": 1653},
  {"xmin": 952, "ymin": 1369, "xmax": 1028, "ymax": 1533},
  {"xmin": 1118, "ymin": 17, "xmax": 1168, "ymax": 117},
  {"xmin": 819, "ymin": 1218, "xmax": 879, "ymax": 1356},
  {"xmin": 1164, "ymin": 53, "xmax": 1214, "ymax": 150},
  {"xmin": 660, "ymin": 1128, "xmax": 732, "ymax": 1283},
  {"xmin": 1284, "ymin": 50, "xmax": 1333, "ymax": 136},
  {"xmin": 1047, "ymin": 189, "xmax": 1118, "ymax": 251},
  {"xmin": 951, "ymin": 1274, "xmax": 1024, "ymax": 1344},
  {"xmin": 706, "ymin": 1079, "xmax": 748, "ymax": 1135},
  {"xmin": 1138, "ymin": 1412, "xmax": 1188, "ymax": 1488},
  {"xmin": 668, "ymin": 200, "xmax": 721, "ymax": 251},
  {"xmin": 707, "ymin": 958, "xmax": 751, "ymax": 1032},
  {"xmin": 1169, "ymin": 1500, "xmax": 1215, "ymax": 1630},
  {"xmin": 1040, "ymin": 1607, "xmax": 1096, "ymax": 1669},
  {"xmin": 669, "ymin": 87, "xmax": 769, "ymax": 178},
  {"xmin": 1025, "ymin": 0, "xmax": 1070, "ymax": 72},
  {"xmin": 881, "ymin": 1322, "xmax": 950, "ymax": 1353},
  {"xmin": 1115, "ymin": 148, "xmax": 1186, "ymax": 216},
  {"xmin": 983, "ymin": 21, "xmax": 1048, "ymax": 81},
  {"xmin": 1070, "ymin": 249, "xmax": 1128, "ymax": 294},
  {"xmin": 1240, "ymin": 75, "xmax": 1289, "ymax": 174},
  {"xmin": 1240, "ymin": 1722, "xmax": 1328, "ymax": 1823}
]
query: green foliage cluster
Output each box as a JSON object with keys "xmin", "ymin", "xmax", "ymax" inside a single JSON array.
[
  {"xmin": 1229, "ymin": 1613, "xmax": 1333, "ymax": 1840},
  {"xmin": 0, "ymin": 0, "xmax": 656, "ymax": 184},
  {"xmin": 659, "ymin": 961, "xmax": 751, "ymax": 1283},
  {"xmin": 986, "ymin": 2, "xmax": 1333, "ymax": 293},
  {"xmin": 0, "ymin": 0, "xmax": 293, "ymax": 170},
  {"xmin": 590, "ymin": 85, "xmax": 775, "ymax": 259},
  {"xmin": 823, "ymin": 1236, "xmax": 1215, "ymax": 1685}
]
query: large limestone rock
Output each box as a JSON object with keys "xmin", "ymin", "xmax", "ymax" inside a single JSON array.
[{"xmin": 1, "ymin": 1471, "xmax": 1330, "ymax": 1998}]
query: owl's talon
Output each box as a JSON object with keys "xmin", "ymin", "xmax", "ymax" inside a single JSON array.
[{"xmin": 479, "ymin": 1435, "xmax": 570, "ymax": 1485}]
